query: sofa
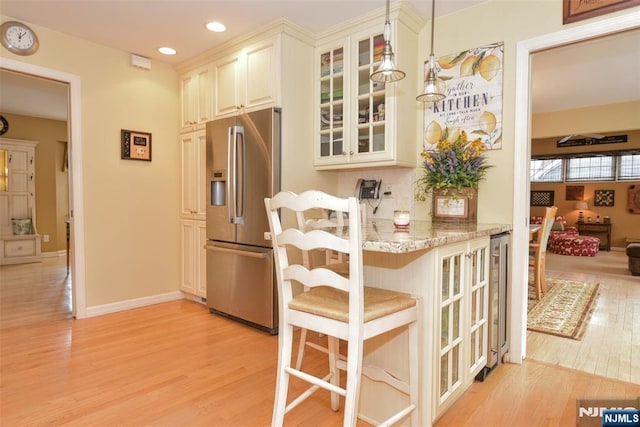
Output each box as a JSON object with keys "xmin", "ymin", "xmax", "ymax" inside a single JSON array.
[{"xmin": 531, "ymin": 215, "xmax": 600, "ymax": 257}]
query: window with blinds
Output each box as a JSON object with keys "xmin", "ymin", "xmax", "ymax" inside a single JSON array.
[{"xmin": 531, "ymin": 150, "xmax": 639, "ymax": 182}]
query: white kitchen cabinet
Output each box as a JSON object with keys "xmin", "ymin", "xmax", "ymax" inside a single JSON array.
[
  {"xmin": 433, "ymin": 237, "xmax": 489, "ymax": 419},
  {"xmin": 214, "ymin": 36, "xmax": 279, "ymax": 117},
  {"xmin": 180, "ymin": 219, "xmax": 207, "ymax": 298},
  {"xmin": 0, "ymin": 139, "xmax": 41, "ymax": 265},
  {"xmin": 314, "ymin": 6, "xmax": 420, "ymax": 170},
  {"xmin": 180, "ymin": 64, "xmax": 213, "ymax": 132},
  {"xmin": 179, "ymin": 130, "xmax": 206, "ymax": 220}
]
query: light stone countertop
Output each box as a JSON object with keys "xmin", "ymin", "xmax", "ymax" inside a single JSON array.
[{"xmin": 362, "ymin": 220, "xmax": 513, "ymax": 253}]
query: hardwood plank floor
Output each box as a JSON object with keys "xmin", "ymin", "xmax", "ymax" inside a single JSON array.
[
  {"xmin": 1, "ymin": 255, "xmax": 638, "ymax": 427},
  {"xmin": 526, "ymin": 250, "xmax": 640, "ymax": 384}
]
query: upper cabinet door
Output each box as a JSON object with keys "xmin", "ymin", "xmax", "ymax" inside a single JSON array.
[
  {"xmin": 245, "ymin": 37, "xmax": 279, "ymax": 110},
  {"xmin": 180, "ymin": 65, "xmax": 213, "ymax": 132},
  {"xmin": 214, "ymin": 35, "xmax": 280, "ymax": 118},
  {"xmin": 214, "ymin": 54, "xmax": 241, "ymax": 117}
]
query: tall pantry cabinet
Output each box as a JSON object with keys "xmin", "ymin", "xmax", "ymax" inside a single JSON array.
[{"xmin": 177, "ymin": 20, "xmax": 317, "ymax": 300}]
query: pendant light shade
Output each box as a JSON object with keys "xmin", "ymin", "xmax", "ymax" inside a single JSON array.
[
  {"xmin": 370, "ymin": 0, "xmax": 405, "ymax": 83},
  {"xmin": 417, "ymin": 0, "xmax": 446, "ymax": 102}
]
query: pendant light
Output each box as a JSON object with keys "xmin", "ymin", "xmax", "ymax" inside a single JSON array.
[
  {"xmin": 416, "ymin": 0, "xmax": 446, "ymax": 102},
  {"xmin": 370, "ymin": 0, "xmax": 406, "ymax": 83}
]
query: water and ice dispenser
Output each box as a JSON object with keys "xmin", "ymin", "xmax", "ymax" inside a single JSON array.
[{"xmin": 211, "ymin": 170, "xmax": 225, "ymax": 206}]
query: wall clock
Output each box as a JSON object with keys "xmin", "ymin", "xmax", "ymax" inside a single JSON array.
[
  {"xmin": 1, "ymin": 21, "xmax": 39, "ymax": 56},
  {"xmin": 0, "ymin": 115, "xmax": 8, "ymax": 135}
]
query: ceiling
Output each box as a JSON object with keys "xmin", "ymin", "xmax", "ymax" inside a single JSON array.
[{"xmin": 0, "ymin": 1, "xmax": 639, "ymax": 122}]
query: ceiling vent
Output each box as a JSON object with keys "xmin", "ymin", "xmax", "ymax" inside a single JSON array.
[{"xmin": 131, "ymin": 54, "xmax": 151, "ymax": 70}]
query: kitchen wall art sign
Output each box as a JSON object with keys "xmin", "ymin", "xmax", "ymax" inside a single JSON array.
[
  {"xmin": 121, "ymin": 129, "xmax": 152, "ymax": 161},
  {"xmin": 423, "ymin": 41, "xmax": 504, "ymax": 151}
]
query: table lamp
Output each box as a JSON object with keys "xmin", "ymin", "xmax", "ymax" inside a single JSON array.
[{"xmin": 575, "ymin": 201, "xmax": 588, "ymax": 223}]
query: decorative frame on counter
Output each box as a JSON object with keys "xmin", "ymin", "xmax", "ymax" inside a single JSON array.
[
  {"xmin": 563, "ymin": 0, "xmax": 640, "ymax": 24},
  {"xmin": 121, "ymin": 129, "xmax": 152, "ymax": 161},
  {"xmin": 594, "ymin": 189, "xmax": 615, "ymax": 207},
  {"xmin": 530, "ymin": 190, "xmax": 555, "ymax": 207}
]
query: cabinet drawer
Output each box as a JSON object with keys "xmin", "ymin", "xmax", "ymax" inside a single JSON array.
[{"xmin": 4, "ymin": 237, "xmax": 37, "ymax": 257}]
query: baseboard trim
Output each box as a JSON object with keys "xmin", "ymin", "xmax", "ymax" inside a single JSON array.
[
  {"xmin": 42, "ymin": 250, "xmax": 66, "ymax": 258},
  {"xmin": 85, "ymin": 291, "xmax": 184, "ymax": 318}
]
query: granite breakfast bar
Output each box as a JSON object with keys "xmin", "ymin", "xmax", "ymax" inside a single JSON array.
[{"xmin": 357, "ymin": 219, "xmax": 512, "ymax": 426}]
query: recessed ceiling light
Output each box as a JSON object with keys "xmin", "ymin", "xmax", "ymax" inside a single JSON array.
[
  {"xmin": 206, "ymin": 21, "xmax": 226, "ymax": 33},
  {"xmin": 158, "ymin": 47, "xmax": 176, "ymax": 56}
]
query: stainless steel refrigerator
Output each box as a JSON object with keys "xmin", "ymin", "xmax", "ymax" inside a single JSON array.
[{"xmin": 205, "ymin": 107, "xmax": 280, "ymax": 335}]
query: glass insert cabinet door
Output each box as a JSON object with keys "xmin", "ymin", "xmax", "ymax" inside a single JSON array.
[
  {"xmin": 438, "ymin": 248, "xmax": 464, "ymax": 405},
  {"xmin": 468, "ymin": 244, "xmax": 489, "ymax": 376},
  {"xmin": 317, "ymin": 32, "xmax": 387, "ymax": 161},
  {"xmin": 356, "ymin": 33, "xmax": 386, "ymax": 155},
  {"xmin": 319, "ymin": 47, "xmax": 344, "ymax": 158}
]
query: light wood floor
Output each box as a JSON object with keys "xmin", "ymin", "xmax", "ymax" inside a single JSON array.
[
  {"xmin": 526, "ymin": 250, "xmax": 640, "ymax": 384},
  {"xmin": 1, "ymin": 255, "xmax": 638, "ymax": 427}
]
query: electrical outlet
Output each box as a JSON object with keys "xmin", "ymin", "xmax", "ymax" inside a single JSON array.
[
  {"xmin": 383, "ymin": 184, "xmax": 393, "ymax": 197},
  {"xmin": 43, "ymin": 234, "xmax": 49, "ymax": 242}
]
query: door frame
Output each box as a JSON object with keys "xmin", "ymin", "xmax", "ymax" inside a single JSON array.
[
  {"xmin": 510, "ymin": 11, "xmax": 640, "ymax": 363},
  {"xmin": 0, "ymin": 57, "xmax": 87, "ymax": 318}
]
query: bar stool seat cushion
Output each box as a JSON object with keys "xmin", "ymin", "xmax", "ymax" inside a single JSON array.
[{"xmin": 290, "ymin": 285, "xmax": 416, "ymax": 323}]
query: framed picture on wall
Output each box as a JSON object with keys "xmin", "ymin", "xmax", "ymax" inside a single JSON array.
[
  {"xmin": 121, "ymin": 129, "xmax": 152, "ymax": 161},
  {"xmin": 530, "ymin": 190, "xmax": 555, "ymax": 206},
  {"xmin": 594, "ymin": 189, "xmax": 615, "ymax": 207},
  {"xmin": 566, "ymin": 185, "xmax": 584, "ymax": 201},
  {"xmin": 563, "ymin": 0, "xmax": 640, "ymax": 24}
]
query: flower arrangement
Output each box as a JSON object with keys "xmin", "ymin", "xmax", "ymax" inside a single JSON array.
[{"xmin": 416, "ymin": 128, "xmax": 492, "ymax": 201}]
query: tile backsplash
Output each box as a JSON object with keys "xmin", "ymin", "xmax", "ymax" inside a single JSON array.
[{"xmin": 336, "ymin": 167, "xmax": 429, "ymax": 221}]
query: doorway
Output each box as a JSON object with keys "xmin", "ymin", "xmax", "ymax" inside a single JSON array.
[
  {"xmin": 510, "ymin": 12, "xmax": 640, "ymax": 364},
  {"xmin": 0, "ymin": 57, "xmax": 87, "ymax": 318}
]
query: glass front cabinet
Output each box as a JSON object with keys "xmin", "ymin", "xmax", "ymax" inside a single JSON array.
[
  {"xmin": 433, "ymin": 238, "xmax": 489, "ymax": 420},
  {"xmin": 314, "ymin": 7, "xmax": 420, "ymax": 170}
]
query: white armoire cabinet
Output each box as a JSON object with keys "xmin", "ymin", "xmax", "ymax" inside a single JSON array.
[{"xmin": 0, "ymin": 139, "xmax": 42, "ymax": 265}]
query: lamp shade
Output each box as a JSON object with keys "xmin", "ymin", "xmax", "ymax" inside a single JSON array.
[{"xmin": 574, "ymin": 201, "xmax": 588, "ymax": 210}]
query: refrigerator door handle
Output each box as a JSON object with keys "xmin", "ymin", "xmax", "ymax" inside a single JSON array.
[
  {"xmin": 235, "ymin": 125, "xmax": 245, "ymax": 223},
  {"xmin": 228, "ymin": 125, "xmax": 245, "ymax": 224},
  {"xmin": 205, "ymin": 244, "xmax": 268, "ymax": 259},
  {"xmin": 227, "ymin": 126, "xmax": 234, "ymax": 224}
]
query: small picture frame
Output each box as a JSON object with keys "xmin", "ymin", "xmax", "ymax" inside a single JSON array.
[
  {"xmin": 594, "ymin": 189, "xmax": 615, "ymax": 207},
  {"xmin": 566, "ymin": 185, "xmax": 584, "ymax": 201},
  {"xmin": 530, "ymin": 190, "xmax": 555, "ymax": 207},
  {"xmin": 121, "ymin": 129, "xmax": 152, "ymax": 161}
]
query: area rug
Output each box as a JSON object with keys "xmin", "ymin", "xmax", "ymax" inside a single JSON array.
[{"xmin": 527, "ymin": 278, "xmax": 599, "ymax": 340}]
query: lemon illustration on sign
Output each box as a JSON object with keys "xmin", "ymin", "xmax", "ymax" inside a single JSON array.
[
  {"xmin": 425, "ymin": 120, "xmax": 443, "ymax": 144},
  {"xmin": 479, "ymin": 55, "xmax": 500, "ymax": 81},
  {"xmin": 478, "ymin": 111, "xmax": 497, "ymax": 134},
  {"xmin": 437, "ymin": 53, "xmax": 458, "ymax": 70},
  {"xmin": 460, "ymin": 55, "xmax": 477, "ymax": 76},
  {"xmin": 446, "ymin": 127, "xmax": 460, "ymax": 143}
]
